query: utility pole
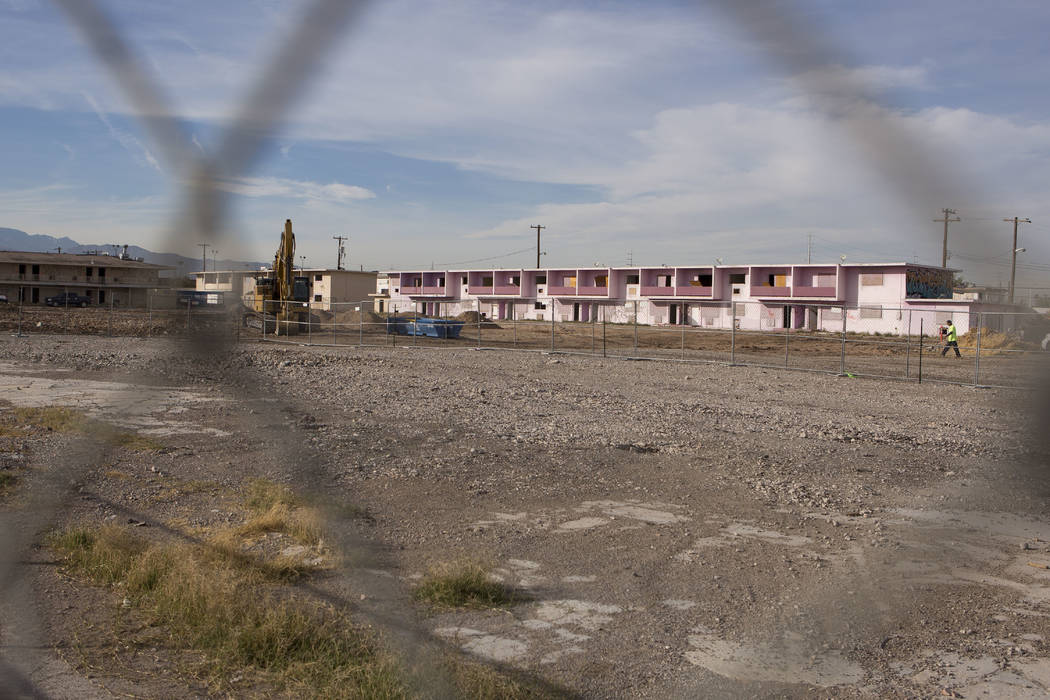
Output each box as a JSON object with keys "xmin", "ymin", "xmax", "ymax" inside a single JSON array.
[
  {"xmin": 198, "ymin": 243, "xmax": 209, "ymax": 275},
  {"xmin": 531, "ymin": 224, "xmax": 545, "ymax": 268},
  {"xmin": 934, "ymin": 208, "xmax": 960, "ymax": 268},
  {"xmin": 333, "ymin": 235, "xmax": 348, "ymax": 270},
  {"xmin": 627, "ymin": 250, "xmax": 633, "ymax": 266},
  {"xmin": 1003, "ymin": 216, "xmax": 1031, "ymax": 305},
  {"xmin": 807, "ymin": 234, "xmax": 812, "ymax": 264}
]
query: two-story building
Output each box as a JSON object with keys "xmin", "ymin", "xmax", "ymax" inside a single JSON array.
[
  {"xmin": 377, "ymin": 262, "xmax": 1001, "ymax": 335},
  {"xmin": 194, "ymin": 267, "xmax": 377, "ymax": 310},
  {"xmin": 0, "ymin": 250, "xmax": 172, "ymax": 307}
]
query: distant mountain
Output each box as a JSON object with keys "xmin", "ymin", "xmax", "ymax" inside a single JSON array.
[{"xmin": 0, "ymin": 227, "xmax": 265, "ymax": 274}]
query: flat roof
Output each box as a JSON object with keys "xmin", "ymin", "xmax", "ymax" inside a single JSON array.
[{"xmin": 0, "ymin": 250, "xmax": 173, "ymax": 269}]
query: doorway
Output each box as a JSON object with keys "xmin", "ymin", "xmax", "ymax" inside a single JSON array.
[
  {"xmin": 782, "ymin": 306, "xmax": 791, "ymax": 329},
  {"xmin": 573, "ymin": 303, "xmax": 580, "ymax": 322}
]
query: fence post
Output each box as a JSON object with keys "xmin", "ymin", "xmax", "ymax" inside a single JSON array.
[
  {"xmin": 681, "ymin": 316, "xmax": 686, "ymax": 360},
  {"xmin": 602, "ymin": 306, "xmax": 607, "ymax": 358},
  {"xmin": 392, "ymin": 304, "xmax": 397, "ymax": 347},
  {"xmin": 147, "ymin": 291, "xmax": 152, "ymax": 338},
  {"xmin": 333, "ymin": 303, "xmax": 339, "ymax": 346},
  {"xmin": 550, "ymin": 302, "xmax": 555, "ymax": 351},
  {"xmin": 918, "ymin": 318, "xmax": 924, "ymax": 384},
  {"xmin": 512, "ymin": 303, "xmax": 517, "ymax": 347},
  {"xmin": 633, "ymin": 301, "xmax": 638, "ymax": 355},
  {"xmin": 592, "ymin": 309, "xmax": 597, "ymax": 355},
  {"xmin": 185, "ymin": 297, "xmax": 191, "ymax": 332},
  {"xmin": 730, "ymin": 301, "xmax": 736, "ymax": 364},
  {"xmin": 477, "ymin": 299, "xmax": 482, "ymax": 348},
  {"xmin": 839, "ymin": 307, "xmax": 847, "ymax": 375},
  {"xmin": 64, "ymin": 285, "xmax": 70, "ymax": 335},
  {"xmin": 359, "ymin": 303, "xmax": 364, "ymax": 347},
  {"xmin": 17, "ymin": 294, "xmax": 24, "ymax": 337},
  {"xmin": 412, "ymin": 305, "xmax": 417, "ymax": 348},
  {"xmin": 784, "ymin": 327, "xmax": 789, "ymax": 368},
  {"xmin": 974, "ymin": 313, "xmax": 982, "ymax": 386},
  {"xmin": 905, "ymin": 309, "xmax": 911, "ymax": 378},
  {"xmin": 108, "ymin": 293, "xmax": 114, "ymax": 337},
  {"xmin": 308, "ymin": 303, "xmax": 313, "ymax": 343}
]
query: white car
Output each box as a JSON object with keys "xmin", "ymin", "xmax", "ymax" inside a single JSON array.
[{"xmin": 0, "ymin": 293, "xmax": 8, "ymax": 303}]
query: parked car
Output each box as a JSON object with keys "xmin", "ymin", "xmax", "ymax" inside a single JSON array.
[
  {"xmin": 0, "ymin": 293, "xmax": 7, "ymax": 303},
  {"xmin": 45, "ymin": 292, "xmax": 90, "ymax": 307}
]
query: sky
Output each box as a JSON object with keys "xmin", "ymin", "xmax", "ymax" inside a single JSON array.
[{"xmin": 1, "ymin": 0, "xmax": 1049, "ymax": 288}]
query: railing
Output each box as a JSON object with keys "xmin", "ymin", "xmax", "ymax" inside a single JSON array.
[
  {"xmin": 547, "ymin": 286, "xmax": 576, "ymax": 295},
  {"xmin": 641, "ymin": 285, "xmax": 674, "ymax": 296},
  {"xmin": 792, "ymin": 285, "xmax": 836, "ymax": 297},
  {"xmin": 421, "ymin": 286, "xmax": 447, "ymax": 294},
  {"xmin": 576, "ymin": 285, "xmax": 608, "ymax": 296},
  {"xmin": 466, "ymin": 285, "xmax": 493, "ymax": 295},
  {"xmin": 400, "ymin": 286, "xmax": 421, "ymax": 294},
  {"xmin": 751, "ymin": 286, "xmax": 791, "ymax": 296},
  {"xmin": 493, "ymin": 285, "xmax": 521, "ymax": 295},
  {"xmin": 675, "ymin": 286, "xmax": 712, "ymax": 296}
]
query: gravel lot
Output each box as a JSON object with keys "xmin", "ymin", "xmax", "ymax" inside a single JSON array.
[{"xmin": 1, "ymin": 333, "xmax": 1048, "ymax": 698}]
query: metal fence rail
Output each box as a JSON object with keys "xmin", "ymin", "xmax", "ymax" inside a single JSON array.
[{"xmin": 246, "ymin": 299, "xmax": 1049, "ymax": 390}]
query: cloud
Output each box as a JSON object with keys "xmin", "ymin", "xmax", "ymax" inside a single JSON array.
[
  {"xmin": 214, "ymin": 176, "xmax": 375, "ymax": 203},
  {"xmin": 82, "ymin": 92, "xmax": 161, "ymax": 172}
]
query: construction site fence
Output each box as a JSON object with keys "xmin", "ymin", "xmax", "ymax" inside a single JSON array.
[{"xmin": 249, "ymin": 299, "xmax": 1050, "ymax": 391}]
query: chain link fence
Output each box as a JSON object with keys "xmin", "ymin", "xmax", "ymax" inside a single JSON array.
[{"xmin": 250, "ymin": 298, "xmax": 1049, "ymax": 390}]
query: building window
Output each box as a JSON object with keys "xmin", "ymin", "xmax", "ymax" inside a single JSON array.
[
  {"xmin": 437, "ymin": 277, "xmax": 445, "ymax": 286},
  {"xmin": 860, "ymin": 274, "xmax": 883, "ymax": 286},
  {"xmin": 31, "ymin": 288, "xmax": 39, "ymax": 303},
  {"xmin": 98, "ymin": 267, "xmax": 106, "ymax": 277},
  {"xmin": 482, "ymin": 276, "xmax": 493, "ymax": 286},
  {"xmin": 536, "ymin": 275, "xmax": 547, "ymax": 284},
  {"xmin": 461, "ymin": 276, "xmax": 468, "ymax": 284},
  {"xmin": 85, "ymin": 266, "xmax": 93, "ymax": 277},
  {"xmin": 626, "ymin": 274, "xmax": 639, "ymax": 284},
  {"xmin": 510, "ymin": 275, "xmax": 520, "ymax": 285},
  {"xmin": 534, "ymin": 302, "xmax": 546, "ymax": 310},
  {"xmin": 314, "ymin": 294, "xmax": 322, "ymax": 302},
  {"xmin": 314, "ymin": 274, "xmax": 323, "ymax": 282},
  {"xmin": 859, "ymin": 306, "xmax": 883, "ymax": 319},
  {"xmin": 729, "ymin": 273, "xmax": 746, "ymax": 284}
]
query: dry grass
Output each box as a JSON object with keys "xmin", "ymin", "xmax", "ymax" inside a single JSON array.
[
  {"xmin": 0, "ymin": 405, "xmax": 165, "ymax": 451},
  {"xmin": 414, "ymin": 561, "xmax": 517, "ymax": 609},
  {"xmin": 49, "ymin": 524, "xmax": 404, "ymax": 697}
]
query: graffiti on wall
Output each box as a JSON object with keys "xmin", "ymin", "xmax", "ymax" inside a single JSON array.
[{"xmin": 906, "ymin": 267, "xmax": 953, "ymax": 299}]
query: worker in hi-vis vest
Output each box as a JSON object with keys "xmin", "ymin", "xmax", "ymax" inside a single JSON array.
[{"xmin": 941, "ymin": 319, "xmax": 961, "ymax": 357}]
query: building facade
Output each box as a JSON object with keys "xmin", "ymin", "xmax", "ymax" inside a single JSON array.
[
  {"xmin": 375, "ymin": 262, "xmax": 1001, "ymax": 335},
  {"xmin": 194, "ymin": 268, "xmax": 377, "ymax": 310},
  {"xmin": 0, "ymin": 250, "xmax": 172, "ymax": 307}
]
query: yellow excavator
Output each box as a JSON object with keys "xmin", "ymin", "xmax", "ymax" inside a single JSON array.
[{"xmin": 246, "ymin": 219, "xmax": 310, "ymax": 335}]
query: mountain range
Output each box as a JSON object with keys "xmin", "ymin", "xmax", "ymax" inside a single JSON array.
[{"xmin": 0, "ymin": 227, "xmax": 265, "ymax": 274}]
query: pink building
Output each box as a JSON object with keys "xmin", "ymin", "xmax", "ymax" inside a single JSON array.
[{"xmin": 374, "ymin": 262, "xmax": 1003, "ymax": 335}]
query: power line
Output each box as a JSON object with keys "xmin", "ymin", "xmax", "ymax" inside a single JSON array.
[{"xmin": 404, "ymin": 245, "xmax": 536, "ymax": 270}]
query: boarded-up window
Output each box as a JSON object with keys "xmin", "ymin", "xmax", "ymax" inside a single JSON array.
[
  {"xmin": 701, "ymin": 306, "xmax": 720, "ymax": 322},
  {"xmin": 627, "ymin": 287, "xmax": 637, "ymax": 297},
  {"xmin": 814, "ymin": 273, "xmax": 835, "ymax": 286},
  {"xmin": 860, "ymin": 274, "xmax": 884, "ymax": 286},
  {"xmin": 595, "ymin": 275, "xmax": 608, "ymax": 286},
  {"xmin": 823, "ymin": 308, "xmax": 843, "ymax": 321},
  {"xmin": 563, "ymin": 276, "xmax": 576, "ymax": 287},
  {"xmin": 860, "ymin": 306, "xmax": 883, "ymax": 319},
  {"xmin": 935, "ymin": 311, "xmax": 952, "ymax": 323},
  {"xmin": 774, "ymin": 274, "xmax": 788, "ymax": 287}
]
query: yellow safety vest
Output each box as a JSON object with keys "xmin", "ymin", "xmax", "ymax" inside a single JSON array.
[{"xmin": 947, "ymin": 325, "xmax": 957, "ymax": 342}]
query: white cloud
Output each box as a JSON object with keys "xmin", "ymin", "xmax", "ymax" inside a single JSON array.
[
  {"xmin": 82, "ymin": 92, "xmax": 161, "ymax": 172},
  {"xmin": 214, "ymin": 176, "xmax": 375, "ymax": 203}
]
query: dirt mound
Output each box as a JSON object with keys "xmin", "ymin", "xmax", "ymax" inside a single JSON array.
[
  {"xmin": 454, "ymin": 311, "xmax": 501, "ymax": 329},
  {"xmin": 316, "ymin": 308, "xmax": 384, "ymax": 325},
  {"xmin": 957, "ymin": 328, "xmax": 1031, "ymax": 355}
]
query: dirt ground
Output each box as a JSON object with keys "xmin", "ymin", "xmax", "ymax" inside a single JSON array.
[{"xmin": 1, "ymin": 332, "xmax": 1049, "ymax": 698}]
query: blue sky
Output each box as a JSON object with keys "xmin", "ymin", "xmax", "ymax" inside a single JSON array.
[{"xmin": 1, "ymin": 0, "xmax": 1049, "ymax": 288}]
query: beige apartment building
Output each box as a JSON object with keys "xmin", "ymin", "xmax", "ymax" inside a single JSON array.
[
  {"xmin": 0, "ymin": 250, "xmax": 172, "ymax": 307},
  {"xmin": 193, "ymin": 268, "xmax": 377, "ymax": 310}
]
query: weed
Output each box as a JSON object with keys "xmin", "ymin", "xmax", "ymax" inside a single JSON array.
[
  {"xmin": 245, "ymin": 478, "xmax": 297, "ymax": 514},
  {"xmin": 49, "ymin": 525, "xmax": 404, "ymax": 697},
  {"xmin": 5, "ymin": 405, "xmax": 164, "ymax": 452},
  {"xmin": 0, "ymin": 472, "xmax": 15, "ymax": 489},
  {"xmin": 414, "ymin": 561, "xmax": 515, "ymax": 609}
]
